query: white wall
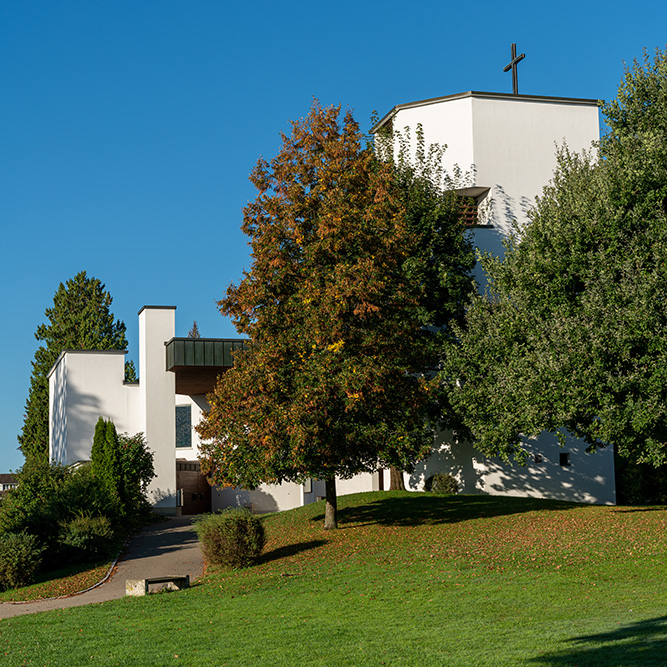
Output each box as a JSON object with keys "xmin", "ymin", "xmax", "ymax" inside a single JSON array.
[
  {"xmin": 391, "ymin": 93, "xmax": 599, "ymax": 230},
  {"xmin": 470, "ymin": 95, "xmax": 599, "ymax": 232},
  {"xmin": 336, "ymin": 473, "xmax": 376, "ymax": 497},
  {"xmin": 138, "ymin": 307, "xmax": 178, "ymax": 513},
  {"xmin": 211, "ymin": 476, "xmax": 381, "ymax": 513},
  {"xmin": 212, "ymin": 481, "xmax": 305, "ymax": 513},
  {"xmin": 391, "ymin": 93, "xmax": 600, "ymax": 286},
  {"xmin": 391, "ymin": 95, "xmax": 476, "ymax": 185},
  {"xmin": 48, "ymin": 350, "xmax": 139, "ymax": 465},
  {"xmin": 48, "ymin": 306, "xmax": 203, "ymax": 515},
  {"xmin": 407, "ymin": 430, "xmax": 615, "ymax": 505},
  {"xmin": 49, "ymin": 355, "xmax": 67, "ymax": 464}
]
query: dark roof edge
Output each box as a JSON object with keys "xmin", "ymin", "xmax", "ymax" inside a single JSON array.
[
  {"xmin": 138, "ymin": 305, "xmax": 177, "ymax": 316},
  {"xmin": 165, "ymin": 337, "xmax": 248, "ymax": 345},
  {"xmin": 371, "ymin": 91, "xmax": 602, "ymax": 134}
]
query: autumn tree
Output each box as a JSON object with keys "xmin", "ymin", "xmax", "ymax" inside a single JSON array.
[
  {"xmin": 188, "ymin": 321, "xmax": 201, "ymax": 338},
  {"xmin": 197, "ymin": 102, "xmax": 474, "ymax": 528},
  {"xmin": 19, "ymin": 272, "xmax": 131, "ymax": 461},
  {"xmin": 443, "ymin": 48, "xmax": 667, "ymax": 471}
]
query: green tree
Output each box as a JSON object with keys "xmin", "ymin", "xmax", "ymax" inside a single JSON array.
[
  {"xmin": 91, "ymin": 418, "xmax": 154, "ymax": 516},
  {"xmin": 197, "ymin": 101, "xmax": 474, "ymax": 528},
  {"xmin": 92, "ymin": 419, "xmax": 123, "ymax": 508},
  {"xmin": 90, "ymin": 417, "xmax": 107, "ymax": 476},
  {"xmin": 124, "ymin": 360, "xmax": 138, "ymax": 383},
  {"xmin": 386, "ymin": 126, "xmax": 477, "ymax": 488},
  {"xmin": 19, "ymin": 271, "xmax": 130, "ymax": 461},
  {"xmin": 118, "ymin": 431, "xmax": 156, "ymax": 513},
  {"xmin": 444, "ymin": 48, "xmax": 667, "ymax": 469},
  {"xmin": 0, "ymin": 457, "xmax": 114, "ymax": 552}
]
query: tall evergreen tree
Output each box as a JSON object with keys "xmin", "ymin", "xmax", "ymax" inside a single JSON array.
[
  {"xmin": 19, "ymin": 272, "xmax": 129, "ymax": 461},
  {"xmin": 90, "ymin": 417, "xmax": 107, "ymax": 476},
  {"xmin": 103, "ymin": 420, "xmax": 123, "ymax": 505}
]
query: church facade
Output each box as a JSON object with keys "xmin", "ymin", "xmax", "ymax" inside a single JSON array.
[{"xmin": 48, "ymin": 91, "xmax": 616, "ymax": 513}]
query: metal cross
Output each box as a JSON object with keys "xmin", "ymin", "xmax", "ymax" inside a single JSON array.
[{"xmin": 503, "ymin": 43, "xmax": 525, "ymax": 95}]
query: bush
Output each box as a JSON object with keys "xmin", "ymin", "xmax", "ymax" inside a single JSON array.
[
  {"xmin": 0, "ymin": 532, "xmax": 44, "ymax": 590},
  {"xmin": 58, "ymin": 513, "xmax": 115, "ymax": 563},
  {"xmin": 62, "ymin": 464, "xmax": 123, "ymax": 523},
  {"xmin": 425, "ymin": 473, "xmax": 459, "ymax": 495},
  {"xmin": 0, "ymin": 459, "xmax": 127, "ymax": 572},
  {"xmin": 117, "ymin": 431, "xmax": 156, "ymax": 517},
  {"xmin": 194, "ymin": 509, "xmax": 265, "ymax": 569},
  {"xmin": 0, "ymin": 458, "xmax": 69, "ymax": 547}
]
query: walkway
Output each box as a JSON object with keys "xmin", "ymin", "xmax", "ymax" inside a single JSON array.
[{"xmin": 0, "ymin": 516, "xmax": 204, "ymax": 619}]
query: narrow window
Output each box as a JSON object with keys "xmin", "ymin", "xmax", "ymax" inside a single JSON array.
[
  {"xmin": 559, "ymin": 452, "xmax": 571, "ymax": 467},
  {"xmin": 175, "ymin": 405, "xmax": 192, "ymax": 448}
]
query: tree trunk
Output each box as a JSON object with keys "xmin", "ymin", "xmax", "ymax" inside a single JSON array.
[
  {"xmin": 389, "ymin": 466, "xmax": 405, "ymax": 491},
  {"xmin": 324, "ymin": 477, "xmax": 338, "ymax": 530}
]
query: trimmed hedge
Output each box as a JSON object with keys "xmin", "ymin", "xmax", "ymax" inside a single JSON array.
[{"xmin": 194, "ymin": 509, "xmax": 265, "ymax": 569}]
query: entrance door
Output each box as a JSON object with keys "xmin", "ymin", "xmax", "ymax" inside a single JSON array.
[{"xmin": 176, "ymin": 461, "xmax": 212, "ymax": 515}]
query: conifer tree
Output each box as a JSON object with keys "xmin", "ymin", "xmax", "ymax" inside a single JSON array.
[
  {"xmin": 103, "ymin": 420, "xmax": 123, "ymax": 505},
  {"xmin": 19, "ymin": 272, "xmax": 129, "ymax": 461},
  {"xmin": 90, "ymin": 417, "xmax": 107, "ymax": 477},
  {"xmin": 91, "ymin": 418, "xmax": 154, "ymax": 514}
]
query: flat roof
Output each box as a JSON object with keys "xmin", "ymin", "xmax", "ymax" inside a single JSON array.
[{"xmin": 371, "ymin": 90, "xmax": 601, "ymax": 134}]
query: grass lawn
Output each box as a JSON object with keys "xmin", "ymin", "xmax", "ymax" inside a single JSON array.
[
  {"xmin": 2, "ymin": 491, "xmax": 667, "ymax": 665},
  {"xmin": 0, "ymin": 561, "xmax": 115, "ymax": 603}
]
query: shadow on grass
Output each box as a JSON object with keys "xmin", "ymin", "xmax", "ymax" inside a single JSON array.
[
  {"xmin": 529, "ymin": 615, "xmax": 667, "ymax": 666},
  {"xmin": 259, "ymin": 540, "xmax": 327, "ymax": 565},
  {"xmin": 311, "ymin": 493, "xmax": 579, "ymax": 528},
  {"xmin": 613, "ymin": 507, "xmax": 667, "ymax": 513}
]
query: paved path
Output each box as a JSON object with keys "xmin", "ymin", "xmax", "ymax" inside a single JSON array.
[{"xmin": 0, "ymin": 516, "xmax": 204, "ymax": 619}]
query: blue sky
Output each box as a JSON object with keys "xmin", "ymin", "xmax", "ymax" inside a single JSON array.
[{"xmin": 1, "ymin": 0, "xmax": 666, "ymax": 472}]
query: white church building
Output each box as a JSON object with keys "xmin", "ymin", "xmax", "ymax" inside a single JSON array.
[{"xmin": 48, "ymin": 90, "xmax": 616, "ymax": 514}]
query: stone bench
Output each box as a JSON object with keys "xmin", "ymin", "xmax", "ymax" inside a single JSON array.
[{"xmin": 125, "ymin": 575, "xmax": 190, "ymax": 596}]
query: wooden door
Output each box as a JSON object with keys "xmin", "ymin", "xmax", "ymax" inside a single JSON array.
[{"xmin": 176, "ymin": 461, "xmax": 212, "ymax": 515}]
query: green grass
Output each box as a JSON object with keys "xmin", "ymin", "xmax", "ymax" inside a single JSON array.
[
  {"xmin": 0, "ymin": 560, "xmax": 114, "ymax": 602},
  {"xmin": 2, "ymin": 491, "xmax": 667, "ymax": 665}
]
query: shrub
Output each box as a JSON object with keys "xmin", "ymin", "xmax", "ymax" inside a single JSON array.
[
  {"xmin": 58, "ymin": 513, "xmax": 115, "ymax": 563},
  {"xmin": 0, "ymin": 458, "xmax": 69, "ymax": 546},
  {"xmin": 117, "ymin": 431, "xmax": 156, "ymax": 517},
  {"xmin": 0, "ymin": 460, "xmax": 124, "ymax": 571},
  {"xmin": 194, "ymin": 509, "xmax": 265, "ymax": 569},
  {"xmin": 0, "ymin": 532, "xmax": 44, "ymax": 590},
  {"xmin": 425, "ymin": 473, "xmax": 459, "ymax": 495},
  {"xmin": 61, "ymin": 464, "xmax": 122, "ymax": 523}
]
